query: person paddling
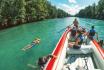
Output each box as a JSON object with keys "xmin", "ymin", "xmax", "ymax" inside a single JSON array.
[{"xmin": 22, "ymin": 38, "xmax": 40, "ymax": 51}]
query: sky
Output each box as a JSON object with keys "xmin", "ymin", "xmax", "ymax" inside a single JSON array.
[{"xmin": 48, "ymin": 0, "xmax": 99, "ymax": 15}]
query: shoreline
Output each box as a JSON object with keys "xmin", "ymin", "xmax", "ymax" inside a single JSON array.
[{"xmin": 1, "ymin": 17, "xmax": 104, "ymax": 31}]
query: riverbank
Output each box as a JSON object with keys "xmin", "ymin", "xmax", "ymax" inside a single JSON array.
[
  {"xmin": 0, "ymin": 17, "xmax": 69, "ymax": 30},
  {"xmin": 0, "ymin": 0, "xmax": 69, "ymax": 30},
  {"xmin": 76, "ymin": 0, "xmax": 104, "ymax": 20}
]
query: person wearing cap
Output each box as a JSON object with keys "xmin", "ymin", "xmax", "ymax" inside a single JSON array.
[{"xmin": 22, "ymin": 38, "xmax": 40, "ymax": 51}]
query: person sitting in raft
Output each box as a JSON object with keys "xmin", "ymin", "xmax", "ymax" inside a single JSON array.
[
  {"xmin": 22, "ymin": 38, "xmax": 40, "ymax": 51},
  {"xmin": 77, "ymin": 26, "xmax": 91, "ymax": 45},
  {"xmin": 68, "ymin": 30, "xmax": 84, "ymax": 49},
  {"xmin": 87, "ymin": 26, "xmax": 98, "ymax": 40},
  {"xmin": 66, "ymin": 25, "xmax": 71, "ymax": 30},
  {"xmin": 98, "ymin": 40, "xmax": 104, "ymax": 48},
  {"xmin": 73, "ymin": 18, "xmax": 79, "ymax": 29},
  {"xmin": 69, "ymin": 26, "xmax": 77, "ymax": 42},
  {"xmin": 38, "ymin": 54, "xmax": 57, "ymax": 70}
]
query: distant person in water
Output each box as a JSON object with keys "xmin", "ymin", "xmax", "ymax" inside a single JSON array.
[
  {"xmin": 87, "ymin": 26, "xmax": 98, "ymax": 40},
  {"xmin": 22, "ymin": 38, "xmax": 40, "ymax": 51},
  {"xmin": 38, "ymin": 54, "xmax": 57, "ymax": 70}
]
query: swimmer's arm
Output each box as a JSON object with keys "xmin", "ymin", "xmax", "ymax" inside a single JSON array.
[
  {"xmin": 48, "ymin": 54, "xmax": 57, "ymax": 58},
  {"xmin": 52, "ymin": 55, "xmax": 57, "ymax": 58}
]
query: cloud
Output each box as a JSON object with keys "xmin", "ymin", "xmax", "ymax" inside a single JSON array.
[
  {"xmin": 57, "ymin": 3, "xmax": 85, "ymax": 15},
  {"xmin": 68, "ymin": 0, "xmax": 77, "ymax": 3}
]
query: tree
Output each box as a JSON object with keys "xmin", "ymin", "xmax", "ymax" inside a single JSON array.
[
  {"xmin": 0, "ymin": 0, "xmax": 69, "ymax": 30},
  {"xmin": 16, "ymin": 0, "xmax": 26, "ymax": 23},
  {"xmin": 97, "ymin": 0, "xmax": 104, "ymax": 19},
  {"xmin": 77, "ymin": 0, "xmax": 104, "ymax": 20},
  {"xmin": 25, "ymin": 0, "xmax": 36, "ymax": 22}
]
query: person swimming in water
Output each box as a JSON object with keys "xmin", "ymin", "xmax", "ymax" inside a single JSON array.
[
  {"xmin": 27, "ymin": 54, "xmax": 56, "ymax": 70},
  {"xmin": 22, "ymin": 38, "xmax": 40, "ymax": 51},
  {"xmin": 38, "ymin": 54, "xmax": 56, "ymax": 70}
]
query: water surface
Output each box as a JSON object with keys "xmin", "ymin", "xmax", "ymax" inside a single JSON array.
[{"xmin": 0, "ymin": 17, "xmax": 104, "ymax": 70}]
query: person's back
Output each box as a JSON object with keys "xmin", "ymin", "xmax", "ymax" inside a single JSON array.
[
  {"xmin": 73, "ymin": 18, "xmax": 79, "ymax": 28},
  {"xmin": 89, "ymin": 29, "xmax": 95, "ymax": 37},
  {"xmin": 88, "ymin": 26, "xmax": 97, "ymax": 40}
]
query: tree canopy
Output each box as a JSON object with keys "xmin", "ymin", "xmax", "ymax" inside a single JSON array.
[
  {"xmin": 76, "ymin": 0, "xmax": 104, "ymax": 20},
  {"xmin": 0, "ymin": 0, "xmax": 69, "ymax": 29}
]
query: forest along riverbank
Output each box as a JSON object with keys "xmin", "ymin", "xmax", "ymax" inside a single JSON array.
[{"xmin": 0, "ymin": 0, "xmax": 69, "ymax": 30}]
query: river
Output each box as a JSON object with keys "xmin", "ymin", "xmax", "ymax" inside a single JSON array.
[{"xmin": 0, "ymin": 17, "xmax": 104, "ymax": 70}]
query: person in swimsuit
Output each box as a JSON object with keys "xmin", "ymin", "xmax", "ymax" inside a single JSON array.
[{"xmin": 22, "ymin": 38, "xmax": 40, "ymax": 51}]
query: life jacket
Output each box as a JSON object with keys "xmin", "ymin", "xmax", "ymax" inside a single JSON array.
[{"xmin": 89, "ymin": 29, "xmax": 95, "ymax": 36}]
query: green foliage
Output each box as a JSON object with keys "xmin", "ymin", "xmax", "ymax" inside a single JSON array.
[
  {"xmin": 0, "ymin": 0, "xmax": 69, "ymax": 29},
  {"xmin": 76, "ymin": 0, "xmax": 104, "ymax": 20}
]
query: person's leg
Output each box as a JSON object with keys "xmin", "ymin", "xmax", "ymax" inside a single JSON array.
[
  {"xmin": 87, "ymin": 36, "xmax": 92, "ymax": 45},
  {"xmin": 22, "ymin": 45, "xmax": 32, "ymax": 51},
  {"xmin": 83, "ymin": 36, "xmax": 88, "ymax": 45},
  {"xmin": 69, "ymin": 36, "xmax": 76, "ymax": 42},
  {"xmin": 68, "ymin": 42, "xmax": 75, "ymax": 48},
  {"xmin": 73, "ymin": 45, "xmax": 81, "ymax": 49}
]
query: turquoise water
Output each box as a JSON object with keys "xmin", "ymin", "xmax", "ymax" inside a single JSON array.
[{"xmin": 0, "ymin": 17, "xmax": 104, "ymax": 70}]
